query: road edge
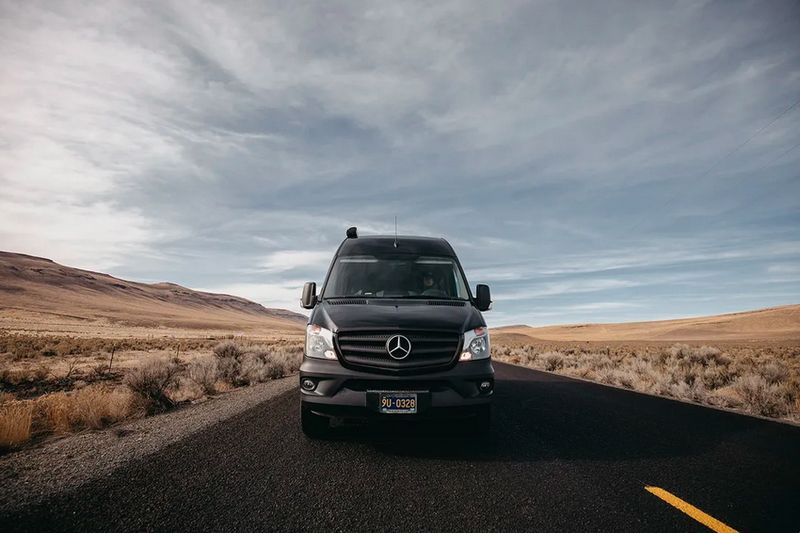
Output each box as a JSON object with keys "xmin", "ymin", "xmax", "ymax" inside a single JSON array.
[
  {"xmin": 495, "ymin": 360, "xmax": 800, "ymax": 428},
  {"xmin": 0, "ymin": 375, "xmax": 299, "ymax": 512}
]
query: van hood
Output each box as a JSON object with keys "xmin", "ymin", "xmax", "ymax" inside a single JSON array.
[{"xmin": 310, "ymin": 299, "xmax": 485, "ymax": 333}]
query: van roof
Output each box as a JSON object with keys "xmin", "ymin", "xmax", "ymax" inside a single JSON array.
[{"xmin": 338, "ymin": 235, "xmax": 455, "ymax": 257}]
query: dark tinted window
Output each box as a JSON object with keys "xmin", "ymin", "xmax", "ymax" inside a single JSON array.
[{"xmin": 323, "ymin": 255, "xmax": 469, "ymax": 299}]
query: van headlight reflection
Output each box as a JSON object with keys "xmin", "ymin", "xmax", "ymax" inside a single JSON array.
[{"xmin": 460, "ymin": 326, "xmax": 490, "ymax": 361}]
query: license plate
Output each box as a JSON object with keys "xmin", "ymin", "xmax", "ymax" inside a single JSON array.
[{"xmin": 378, "ymin": 392, "xmax": 417, "ymax": 414}]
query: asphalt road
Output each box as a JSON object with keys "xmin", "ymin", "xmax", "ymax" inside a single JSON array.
[{"xmin": 3, "ymin": 362, "xmax": 800, "ymax": 532}]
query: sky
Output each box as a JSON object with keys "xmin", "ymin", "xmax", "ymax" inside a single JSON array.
[{"xmin": 1, "ymin": 0, "xmax": 799, "ymax": 327}]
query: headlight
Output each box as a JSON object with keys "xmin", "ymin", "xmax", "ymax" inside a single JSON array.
[
  {"xmin": 460, "ymin": 326, "xmax": 490, "ymax": 361},
  {"xmin": 305, "ymin": 324, "xmax": 337, "ymax": 360}
]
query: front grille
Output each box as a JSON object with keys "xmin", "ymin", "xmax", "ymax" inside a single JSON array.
[{"xmin": 335, "ymin": 329, "xmax": 461, "ymax": 373}]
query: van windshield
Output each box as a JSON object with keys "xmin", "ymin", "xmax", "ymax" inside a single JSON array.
[{"xmin": 323, "ymin": 255, "xmax": 470, "ymax": 300}]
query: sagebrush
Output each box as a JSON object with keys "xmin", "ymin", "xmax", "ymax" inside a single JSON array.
[
  {"xmin": 0, "ymin": 339, "xmax": 303, "ymax": 451},
  {"xmin": 494, "ymin": 342, "xmax": 800, "ymax": 421}
]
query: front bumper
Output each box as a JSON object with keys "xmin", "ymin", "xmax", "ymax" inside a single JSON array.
[{"xmin": 300, "ymin": 357, "xmax": 494, "ymax": 419}]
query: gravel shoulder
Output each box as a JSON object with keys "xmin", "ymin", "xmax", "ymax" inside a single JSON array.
[{"xmin": 0, "ymin": 376, "xmax": 297, "ymax": 512}]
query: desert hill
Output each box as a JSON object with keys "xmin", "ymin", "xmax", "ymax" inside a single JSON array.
[
  {"xmin": 0, "ymin": 251, "xmax": 306, "ymax": 334},
  {"xmin": 495, "ymin": 305, "xmax": 800, "ymax": 342}
]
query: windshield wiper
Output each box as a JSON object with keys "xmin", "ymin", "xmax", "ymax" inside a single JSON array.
[
  {"xmin": 395, "ymin": 295, "xmax": 463, "ymax": 300},
  {"xmin": 325, "ymin": 295, "xmax": 466, "ymax": 301}
]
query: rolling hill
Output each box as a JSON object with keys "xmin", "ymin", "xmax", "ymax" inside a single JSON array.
[
  {"xmin": 496, "ymin": 305, "xmax": 800, "ymax": 342},
  {"xmin": 0, "ymin": 251, "xmax": 306, "ymax": 334}
]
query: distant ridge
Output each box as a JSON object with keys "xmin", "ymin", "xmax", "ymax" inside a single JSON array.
[
  {"xmin": 0, "ymin": 251, "xmax": 306, "ymax": 332},
  {"xmin": 495, "ymin": 305, "xmax": 800, "ymax": 342}
]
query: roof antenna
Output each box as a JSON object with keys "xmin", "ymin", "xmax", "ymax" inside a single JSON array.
[{"xmin": 394, "ymin": 216, "xmax": 398, "ymax": 248}]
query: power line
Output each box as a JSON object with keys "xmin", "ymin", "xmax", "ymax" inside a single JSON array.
[
  {"xmin": 627, "ymin": 94, "xmax": 800, "ymax": 232},
  {"xmin": 765, "ymin": 139, "xmax": 800, "ymax": 166},
  {"xmin": 697, "ymin": 96, "xmax": 800, "ymax": 181}
]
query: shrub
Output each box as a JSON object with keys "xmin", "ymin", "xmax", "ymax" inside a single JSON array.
[
  {"xmin": 213, "ymin": 341, "xmax": 243, "ymax": 360},
  {"xmin": 273, "ymin": 347, "xmax": 302, "ymax": 375},
  {"xmin": 212, "ymin": 343, "xmax": 302, "ymax": 385},
  {"xmin": 491, "ymin": 340, "xmax": 800, "ymax": 422},
  {"xmin": 701, "ymin": 364, "xmax": 734, "ymax": 389},
  {"xmin": 169, "ymin": 377, "xmax": 205, "ymax": 403},
  {"xmin": 710, "ymin": 386, "xmax": 742, "ymax": 409},
  {"xmin": 614, "ymin": 369, "xmax": 637, "ymax": 389},
  {"xmin": 238, "ymin": 353, "xmax": 267, "ymax": 384},
  {"xmin": 733, "ymin": 374, "xmax": 790, "ymax": 417},
  {"xmin": 90, "ymin": 363, "xmax": 110, "ymax": 379},
  {"xmin": 216, "ymin": 356, "xmax": 242, "ymax": 384},
  {"xmin": 544, "ymin": 352, "xmax": 564, "ymax": 371},
  {"xmin": 213, "ymin": 341, "xmax": 244, "ymax": 384},
  {"xmin": 125, "ymin": 359, "xmax": 180, "ymax": 413},
  {"xmin": 594, "ymin": 367, "xmax": 616, "ymax": 385},
  {"xmin": 669, "ymin": 344, "xmax": 693, "ymax": 360},
  {"xmin": 0, "ymin": 401, "xmax": 33, "ymax": 450},
  {"xmin": 188, "ymin": 357, "xmax": 218, "ymax": 394},
  {"xmin": 698, "ymin": 346, "xmax": 732, "ymax": 366},
  {"xmin": 629, "ymin": 358, "xmax": 650, "ymax": 376},
  {"xmin": 669, "ymin": 381, "xmax": 706, "ymax": 402},
  {"xmin": 238, "ymin": 349, "xmax": 299, "ymax": 384},
  {"xmin": 759, "ymin": 362, "xmax": 788, "ymax": 385},
  {"xmin": 263, "ymin": 359, "xmax": 287, "ymax": 380}
]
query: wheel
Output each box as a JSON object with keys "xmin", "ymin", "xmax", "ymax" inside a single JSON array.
[
  {"xmin": 301, "ymin": 404, "xmax": 329, "ymax": 439},
  {"xmin": 470, "ymin": 404, "xmax": 491, "ymax": 435}
]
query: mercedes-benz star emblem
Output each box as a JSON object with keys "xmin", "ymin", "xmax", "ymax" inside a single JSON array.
[{"xmin": 385, "ymin": 334, "xmax": 412, "ymax": 360}]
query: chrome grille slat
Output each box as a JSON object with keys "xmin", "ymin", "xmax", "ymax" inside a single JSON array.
[
  {"xmin": 338, "ymin": 334, "xmax": 455, "ymax": 343},
  {"xmin": 338, "ymin": 345, "xmax": 386, "ymax": 354}
]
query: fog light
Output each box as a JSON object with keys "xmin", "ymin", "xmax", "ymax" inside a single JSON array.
[
  {"xmin": 479, "ymin": 380, "xmax": 493, "ymax": 393},
  {"xmin": 301, "ymin": 378, "xmax": 316, "ymax": 391}
]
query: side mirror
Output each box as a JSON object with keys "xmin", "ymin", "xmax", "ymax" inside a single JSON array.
[
  {"xmin": 475, "ymin": 284, "xmax": 491, "ymax": 312},
  {"xmin": 301, "ymin": 282, "xmax": 318, "ymax": 309}
]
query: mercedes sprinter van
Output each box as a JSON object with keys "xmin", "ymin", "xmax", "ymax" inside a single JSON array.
[{"xmin": 298, "ymin": 227, "xmax": 494, "ymax": 438}]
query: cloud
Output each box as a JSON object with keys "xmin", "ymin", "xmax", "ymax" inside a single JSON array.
[
  {"xmin": 259, "ymin": 250, "xmax": 332, "ymax": 273},
  {"xmin": 0, "ymin": 0, "xmax": 798, "ymax": 324},
  {"xmin": 196, "ymin": 281, "xmax": 309, "ymax": 316},
  {"xmin": 767, "ymin": 263, "xmax": 800, "ymax": 275},
  {"xmin": 494, "ymin": 278, "xmax": 640, "ymax": 301}
]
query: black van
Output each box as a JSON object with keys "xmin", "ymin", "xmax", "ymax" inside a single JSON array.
[{"xmin": 298, "ymin": 227, "xmax": 494, "ymax": 438}]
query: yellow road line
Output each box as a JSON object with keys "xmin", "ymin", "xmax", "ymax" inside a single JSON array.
[{"xmin": 644, "ymin": 486, "xmax": 740, "ymax": 533}]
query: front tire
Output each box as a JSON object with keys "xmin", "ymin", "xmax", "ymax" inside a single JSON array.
[{"xmin": 301, "ymin": 404, "xmax": 329, "ymax": 439}]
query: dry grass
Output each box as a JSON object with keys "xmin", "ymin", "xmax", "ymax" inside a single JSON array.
[
  {"xmin": 494, "ymin": 341, "xmax": 800, "ymax": 422},
  {"xmin": 0, "ymin": 337, "xmax": 303, "ymax": 451},
  {"xmin": 0, "ymin": 332, "xmax": 216, "ymax": 361},
  {"xmin": 0, "ymin": 386, "xmax": 136, "ymax": 450},
  {"xmin": 496, "ymin": 304, "xmax": 800, "ymax": 341},
  {"xmin": 0, "ymin": 400, "xmax": 33, "ymax": 450},
  {"xmin": 35, "ymin": 387, "xmax": 136, "ymax": 433},
  {"xmin": 0, "ymin": 364, "xmax": 51, "ymax": 386},
  {"xmin": 0, "ymin": 333, "xmax": 247, "ymax": 400}
]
